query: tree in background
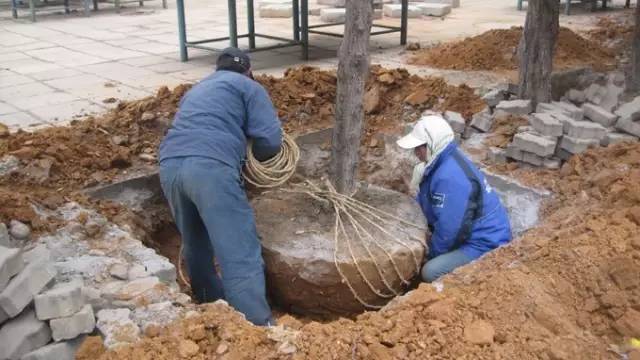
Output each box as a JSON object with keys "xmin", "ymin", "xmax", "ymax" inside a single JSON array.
[{"xmin": 631, "ymin": 2, "xmax": 640, "ymax": 90}]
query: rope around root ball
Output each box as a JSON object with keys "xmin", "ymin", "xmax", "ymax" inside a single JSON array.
[{"xmin": 177, "ymin": 134, "xmax": 301, "ymax": 288}]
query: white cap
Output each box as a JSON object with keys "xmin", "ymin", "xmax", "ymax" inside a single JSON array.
[{"xmin": 397, "ymin": 115, "xmax": 454, "ymax": 150}]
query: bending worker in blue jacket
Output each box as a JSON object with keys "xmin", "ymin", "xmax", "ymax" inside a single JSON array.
[
  {"xmin": 158, "ymin": 48, "xmax": 281, "ymax": 325},
  {"xmin": 397, "ymin": 115, "xmax": 512, "ymax": 282}
]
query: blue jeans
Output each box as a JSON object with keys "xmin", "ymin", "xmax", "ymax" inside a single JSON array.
[
  {"xmin": 421, "ymin": 249, "xmax": 474, "ymax": 282},
  {"xmin": 159, "ymin": 156, "xmax": 273, "ymax": 326}
]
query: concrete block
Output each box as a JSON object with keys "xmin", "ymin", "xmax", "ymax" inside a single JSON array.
[
  {"xmin": 521, "ymin": 152, "xmax": 544, "ymax": 167},
  {"xmin": 512, "ymin": 132, "xmax": 556, "ymax": 157},
  {"xmin": 34, "ymin": 280, "xmax": 84, "ymax": 320},
  {"xmin": 443, "ymin": 110, "xmax": 466, "ymax": 134},
  {"xmin": 142, "ymin": 258, "xmax": 176, "ymax": 284},
  {"xmin": 50, "ymin": 304, "xmax": 95, "ymax": 342},
  {"xmin": 552, "ymin": 101, "xmax": 583, "ymax": 121},
  {"xmin": 495, "ymin": 99, "xmax": 532, "ymax": 115},
  {"xmin": 22, "ymin": 245, "xmax": 50, "ymax": 264},
  {"xmin": 584, "ymin": 83, "xmax": 606, "ymax": 105},
  {"xmin": 0, "ymin": 310, "xmax": 51, "ymax": 360},
  {"xmin": 415, "ymin": 3, "xmax": 451, "ymax": 16},
  {"xmin": 417, "ymin": 0, "xmax": 459, "ymax": 7},
  {"xmin": 615, "ymin": 96, "xmax": 640, "ymax": 122},
  {"xmin": 505, "ymin": 143, "xmax": 524, "ymax": 161},
  {"xmin": 559, "ymin": 136, "xmax": 599, "ymax": 155},
  {"xmin": 258, "ymin": 0, "xmax": 290, "ymax": 5},
  {"xmin": 487, "ymin": 147, "xmax": 507, "ymax": 164},
  {"xmin": 21, "ymin": 338, "xmax": 83, "ymax": 360},
  {"xmin": 259, "ymin": 4, "xmax": 293, "ymax": 18},
  {"xmin": 563, "ymin": 119, "xmax": 606, "ymax": 141},
  {"xmin": 0, "ymin": 258, "xmax": 56, "ymax": 318},
  {"xmin": 529, "ymin": 113, "xmax": 563, "ymax": 137},
  {"xmin": 482, "ymin": 89, "xmax": 508, "ymax": 108},
  {"xmin": 601, "ymin": 131, "xmax": 639, "ymax": 147},
  {"xmin": 462, "ymin": 126, "xmax": 479, "ymax": 139},
  {"xmin": 567, "ymin": 89, "xmax": 586, "ymax": 104},
  {"xmin": 0, "ymin": 247, "xmax": 24, "ymax": 293},
  {"xmin": 0, "ymin": 223, "xmax": 9, "ymax": 247},
  {"xmin": 582, "ymin": 103, "xmax": 618, "ymax": 127},
  {"xmin": 320, "ymin": 8, "xmax": 345, "ymax": 22},
  {"xmin": 9, "ymin": 220, "xmax": 30, "ymax": 240},
  {"xmin": 555, "ymin": 148, "xmax": 573, "ymax": 161},
  {"xmin": 615, "ymin": 117, "xmax": 640, "ymax": 138},
  {"xmin": 543, "ymin": 157, "xmax": 562, "ymax": 169},
  {"xmin": 309, "ymin": 6, "xmax": 326, "ymax": 16},
  {"xmin": 317, "ymin": 0, "xmax": 345, "ymax": 6},
  {"xmin": 383, "ymin": 4, "xmax": 422, "ymax": 18},
  {"xmin": 373, "ymin": 8, "xmax": 383, "ymax": 19},
  {"xmin": 470, "ymin": 110, "xmax": 493, "ymax": 132},
  {"xmin": 517, "ymin": 125, "xmax": 534, "ymax": 133}
]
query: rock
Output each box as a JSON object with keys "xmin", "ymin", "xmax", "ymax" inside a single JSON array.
[
  {"xmin": 20, "ymin": 158, "xmax": 53, "ymax": 184},
  {"xmin": 132, "ymin": 301, "xmax": 180, "ymax": 330},
  {"xmin": 470, "ymin": 109, "xmax": 493, "ymax": 132},
  {"xmin": 21, "ymin": 337, "xmax": 84, "ymax": 360},
  {"xmin": 0, "ymin": 246, "xmax": 24, "ymax": 293},
  {"xmin": 364, "ymin": 86, "xmax": 382, "ymax": 114},
  {"xmin": 50, "ymin": 304, "xmax": 95, "ymax": 341},
  {"xmin": 127, "ymin": 264, "xmax": 149, "ymax": 280},
  {"xmin": 140, "ymin": 112, "xmax": 155, "ymax": 122},
  {"xmin": 142, "ymin": 258, "xmax": 176, "ymax": 284},
  {"xmin": 109, "ymin": 263, "xmax": 129, "ymax": 280},
  {"xmin": 0, "ymin": 155, "xmax": 20, "ymax": 177},
  {"xmin": 582, "ymin": 103, "xmax": 618, "ymax": 127},
  {"xmin": 179, "ymin": 340, "xmax": 200, "ymax": 357},
  {"xmin": 96, "ymin": 308, "xmax": 140, "ymax": 348},
  {"xmin": 443, "ymin": 111, "xmax": 466, "ymax": 134},
  {"xmin": 111, "ymin": 135, "xmax": 128, "ymax": 146},
  {"xmin": 253, "ymin": 184, "xmax": 426, "ymax": 315},
  {"xmin": 614, "ymin": 308, "xmax": 640, "ymax": 337},
  {"xmin": 559, "ymin": 136, "xmax": 599, "ymax": 155},
  {"xmin": 0, "ymin": 258, "xmax": 56, "ymax": 318},
  {"xmin": 0, "ymin": 309, "xmax": 51, "ymax": 360},
  {"xmin": 34, "ymin": 279, "xmax": 84, "ymax": 320},
  {"xmin": 495, "ymin": 100, "xmax": 532, "ymax": 115},
  {"xmin": 9, "ymin": 220, "xmax": 30, "ymax": 240},
  {"xmin": 320, "ymin": 8, "xmax": 345, "ymax": 22},
  {"xmin": 383, "ymin": 4, "xmax": 422, "ymax": 18},
  {"xmin": 543, "ymin": 158, "xmax": 562, "ymax": 170},
  {"xmin": 512, "ymin": 132, "xmax": 556, "ymax": 157},
  {"xmin": 115, "ymin": 277, "xmax": 160, "ymax": 301},
  {"xmin": 259, "ymin": 4, "xmax": 293, "ymax": 18},
  {"xmin": 464, "ymin": 320, "xmax": 495, "ymax": 345}
]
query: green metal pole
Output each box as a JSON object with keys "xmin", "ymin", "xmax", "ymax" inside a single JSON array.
[
  {"xmin": 400, "ymin": 0, "xmax": 408, "ymax": 45},
  {"xmin": 177, "ymin": 0, "xmax": 188, "ymax": 61},
  {"xmin": 293, "ymin": 0, "xmax": 300, "ymax": 42},
  {"xmin": 247, "ymin": 0, "xmax": 256, "ymax": 49},
  {"xmin": 228, "ymin": 0, "xmax": 238, "ymax": 48},
  {"xmin": 301, "ymin": 0, "xmax": 308, "ymax": 60}
]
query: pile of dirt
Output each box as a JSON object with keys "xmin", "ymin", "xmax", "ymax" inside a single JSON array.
[
  {"xmin": 586, "ymin": 12, "xmax": 634, "ymax": 57},
  {"xmin": 484, "ymin": 115, "xmax": 529, "ymax": 149},
  {"xmin": 77, "ymin": 142, "xmax": 640, "ymax": 359},
  {"xmin": 409, "ymin": 27, "xmax": 616, "ymax": 72}
]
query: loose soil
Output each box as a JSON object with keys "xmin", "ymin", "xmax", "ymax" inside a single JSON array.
[
  {"xmin": 586, "ymin": 11, "xmax": 634, "ymax": 59},
  {"xmin": 408, "ymin": 27, "xmax": 616, "ymax": 72}
]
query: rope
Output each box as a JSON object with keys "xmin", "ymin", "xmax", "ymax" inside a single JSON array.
[
  {"xmin": 177, "ymin": 134, "xmax": 301, "ymax": 289},
  {"xmin": 285, "ymin": 180, "xmax": 427, "ymax": 309}
]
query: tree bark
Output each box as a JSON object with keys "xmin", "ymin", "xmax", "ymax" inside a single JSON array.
[
  {"xmin": 631, "ymin": 3, "xmax": 640, "ymax": 91},
  {"xmin": 517, "ymin": 0, "xmax": 559, "ymax": 107},
  {"xmin": 329, "ymin": 0, "xmax": 373, "ymax": 194}
]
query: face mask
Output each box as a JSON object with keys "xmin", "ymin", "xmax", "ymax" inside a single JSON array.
[{"xmin": 409, "ymin": 162, "xmax": 428, "ymax": 197}]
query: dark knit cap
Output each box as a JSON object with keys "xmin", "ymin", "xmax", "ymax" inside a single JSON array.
[{"xmin": 216, "ymin": 47, "xmax": 251, "ymax": 74}]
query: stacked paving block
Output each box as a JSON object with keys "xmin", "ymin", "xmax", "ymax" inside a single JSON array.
[
  {"xmin": 316, "ymin": 0, "xmax": 460, "ymax": 22},
  {"xmin": 259, "ymin": 0, "xmax": 293, "ymax": 18}
]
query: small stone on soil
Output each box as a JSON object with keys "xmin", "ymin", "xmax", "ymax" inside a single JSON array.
[{"xmin": 464, "ymin": 320, "xmax": 495, "ymax": 345}]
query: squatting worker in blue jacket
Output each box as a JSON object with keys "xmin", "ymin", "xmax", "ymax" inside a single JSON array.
[
  {"xmin": 396, "ymin": 115, "xmax": 512, "ymax": 282},
  {"xmin": 158, "ymin": 47, "xmax": 281, "ymax": 325}
]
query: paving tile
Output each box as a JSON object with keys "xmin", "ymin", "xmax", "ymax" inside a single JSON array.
[
  {"xmin": 1, "ymin": 41, "xmax": 58, "ymax": 53},
  {"xmin": 29, "ymin": 100, "xmax": 105, "ymax": 123},
  {"xmin": 26, "ymin": 47, "xmax": 107, "ymax": 67},
  {"xmin": 119, "ymin": 74, "xmax": 187, "ymax": 91},
  {"xmin": 0, "ymin": 111, "xmax": 46, "ymax": 130},
  {"xmin": 139, "ymin": 34, "xmax": 179, "ymax": 45},
  {"xmin": 0, "ymin": 102, "xmax": 19, "ymax": 116},
  {"xmin": 0, "ymin": 32, "xmax": 37, "ymax": 47},
  {"xmin": 119, "ymin": 55, "xmax": 174, "ymax": 67},
  {"xmin": 29, "ymin": 68, "xmax": 84, "ymax": 81},
  {"xmin": 0, "ymin": 71, "xmax": 35, "ymax": 88},
  {"xmin": 10, "ymin": 91, "xmax": 79, "ymax": 111},
  {"xmin": 122, "ymin": 41, "xmax": 179, "ymax": 55},
  {"xmin": 45, "ymin": 74, "xmax": 109, "ymax": 91},
  {"xmin": 0, "ymin": 58, "xmax": 62, "ymax": 75},
  {"xmin": 64, "ymin": 42, "xmax": 148, "ymax": 60},
  {"xmin": 79, "ymin": 62, "xmax": 157, "ymax": 82},
  {"xmin": 166, "ymin": 66, "xmax": 213, "ymax": 82},
  {"xmin": 144, "ymin": 61, "xmax": 195, "ymax": 74},
  {"xmin": 0, "ymin": 52, "xmax": 30, "ymax": 62},
  {"xmin": 0, "ymin": 82, "xmax": 56, "ymax": 102},
  {"xmin": 66, "ymin": 83, "xmax": 152, "ymax": 104},
  {"xmin": 105, "ymin": 37, "xmax": 151, "ymax": 47}
]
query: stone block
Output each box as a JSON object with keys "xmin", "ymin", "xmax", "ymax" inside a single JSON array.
[
  {"xmin": 142, "ymin": 258, "xmax": 176, "ymax": 284},
  {"xmin": 601, "ymin": 131, "xmax": 639, "ymax": 147},
  {"xmin": 584, "ymin": 83, "xmax": 606, "ymax": 105},
  {"xmin": 487, "ymin": 147, "xmax": 507, "ymax": 164},
  {"xmin": 0, "ymin": 310, "xmax": 51, "ymax": 360},
  {"xmin": 462, "ymin": 126, "xmax": 479, "ymax": 139},
  {"xmin": 258, "ymin": 0, "xmax": 291, "ymax": 5},
  {"xmin": 555, "ymin": 147, "xmax": 573, "ymax": 161},
  {"xmin": 563, "ymin": 119, "xmax": 606, "ymax": 141},
  {"xmin": 22, "ymin": 245, "xmax": 51, "ymax": 264},
  {"xmin": 443, "ymin": 110, "xmax": 466, "ymax": 133},
  {"xmin": 521, "ymin": 152, "xmax": 544, "ymax": 167},
  {"xmin": 495, "ymin": 99, "xmax": 532, "ymax": 115},
  {"xmin": 259, "ymin": 4, "xmax": 293, "ymax": 18},
  {"xmin": 512, "ymin": 132, "xmax": 556, "ymax": 157},
  {"xmin": 567, "ymin": 89, "xmax": 586, "ymax": 104},
  {"xmin": 470, "ymin": 110, "xmax": 493, "ymax": 132},
  {"xmin": 0, "ymin": 223, "xmax": 9, "ymax": 247},
  {"xmin": 0, "ymin": 246, "xmax": 24, "ymax": 293},
  {"xmin": 482, "ymin": 89, "xmax": 508, "ymax": 108},
  {"xmin": 34, "ymin": 279, "xmax": 84, "ymax": 320},
  {"xmin": 9, "ymin": 220, "xmax": 30, "ymax": 240},
  {"xmin": 320, "ymin": 8, "xmax": 345, "ymax": 22},
  {"xmin": 50, "ymin": 304, "xmax": 95, "ymax": 342},
  {"xmin": 505, "ymin": 143, "xmax": 524, "ymax": 161},
  {"xmin": 0, "ymin": 307, "xmax": 7, "ymax": 324},
  {"xmin": 615, "ymin": 117, "xmax": 640, "ymax": 138},
  {"xmin": 543, "ymin": 158, "xmax": 561, "ymax": 170},
  {"xmin": 418, "ymin": 0, "xmax": 459, "ymax": 7},
  {"xmin": 536, "ymin": 102, "xmax": 571, "ymax": 118},
  {"xmin": 552, "ymin": 101, "xmax": 583, "ymax": 121},
  {"xmin": 383, "ymin": 4, "xmax": 422, "ymax": 18},
  {"xmin": 309, "ymin": 6, "xmax": 326, "ymax": 16},
  {"xmin": 582, "ymin": 103, "xmax": 618, "ymax": 127},
  {"xmin": 529, "ymin": 113, "xmax": 563, "ymax": 137},
  {"xmin": 373, "ymin": 8, "xmax": 383, "ymax": 19},
  {"xmin": 415, "ymin": 3, "xmax": 451, "ymax": 16},
  {"xmin": 517, "ymin": 125, "xmax": 534, "ymax": 133},
  {"xmin": 317, "ymin": 0, "xmax": 345, "ymax": 5},
  {"xmin": 0, "ymin": 258, "xmax": 56, "ymax": 317},
  {"xmin": 615, "ymin": 96, "xmax": 640, "ymax": 122},
  {"xmin": 559, "ymin": 136, "xmax": 599, "ymax": 155},
  {"xmin": 21, "ymin": 338, "xmax": 83, "ymax": 360}
]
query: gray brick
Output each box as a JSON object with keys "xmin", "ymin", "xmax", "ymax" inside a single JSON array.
[
  {"xmin": 0, "ymin": 307, "xmax": 7, "ymax": 325},
  {"xmin": 470, "ymin": 110, "xmax": 493, "ymax": 132},
  {"xmin": 521, "ymin": 152, "xmax": 544, "ymax": 167},
  {"xmin": 50, "ymin": 304, "xmax": 95, "ymax": 342},
  {"xmin": 317, "ymin": 0, "xmax": 345, "ymax": 5},
  {"xmin": 20, "ymin": 338, "xmax": 83, "ymax": 360},
  {"xmin": 536, "ymin": 102, "xmax": 572, "ymax": 119},
  {"xmin": 481, "ymin": 89, "xmax": 508, "ymax": 107},
  {"xmin": 0, "ymin": 259, "xmax": 56, "ymax": 317},
  {"xmin": 259, "ymin": 4, "xmax": 292, "ymax": 18},
  {"xmin": 320, "ymin": 8, "xmax": 345, "ymax": 22},
  {"xmin": 512, "ymin": 132, "xmax": 557, "ymax": 157},
  {"xmin": 444, "ymin": 110, "xmax": 466, "ymax": 133},
  {"xmin": 543, "ymin": 157, "xmax": 562, "ymax": 169},
  {"xmin": 0, "ymin": 223, "xmax": 9, "ymax": 247},
  {"xmin": 582, "ymin": 103, "xmax": 618, "ymax": 127},
  {"xmin": 601, "ymin": 131, "xmax": 639, "ymax": 146},
  {"xmin": 487, "ymin": 147, "xmax": 507, "ymax": 164},
  {"xmin": 559, "ymin": 136, "xmax": 600, "ymax": 154},
  {"xmin": 567, "ymin": 89, "xmax": 586, "ymax": 103},
  {"xmin": 616, "ymin": 117, "xmax": 640, "ymax": 137},
  {"xmin": 552, "ymin": 101, "xmax": 583, "ymax": 121},
  {"xmin": 383, "ymin": 4, "xmax": 423, "ymax": 18},
  {"xmin": 0, "ymin": 309, "xmax": 51, "ymax": 360},
  {"xmin": 615, "ymin": 96, "xmax": 640, "ymax": 122},
  {"xmin": 22, "ymin": 245, "xmax": 50, "ymax": 264},
  {"xmin": 555, "ymin": 147, "xmax": 573, "ymax": 161},
  {"xmin": 495, "ymin": 99, "xmax": 532, "ymax": 115},
  {"xmin": 563, "ymin": 119, "xmax": 606, "ymax": 140},
  {"xmin": 34, "ymin": 280, "xmax": 84, "ymax": 320},
  {"xmin": 0, "ymin": 247, "xmax": 24, "ymax": 292},
  {"xmin": 462, "ymin": 126, "xmax": 479, "ymax": 139},
  {"xmin": 506, "ymin": 143, "xmax": 524, "ymax": 161},
  {"xmin": 416, "ymin": 3, "xmax": 451, "ymax": 16},
  {"xmin": 529, "ymin": 113, "xmax": 563, "ymax": 137}
]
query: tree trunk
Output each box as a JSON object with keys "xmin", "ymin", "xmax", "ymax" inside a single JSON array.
[
  {"xmin": 329, "ymin": 0, "xmax": 373, "ymax": 194},
  {"xmin": 517, "ymin": 0, "xmax": 559, "ymax": 107},
  {"xmin": 631, "ymin": 3, "xmax": 640, "ymax": 91}
]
